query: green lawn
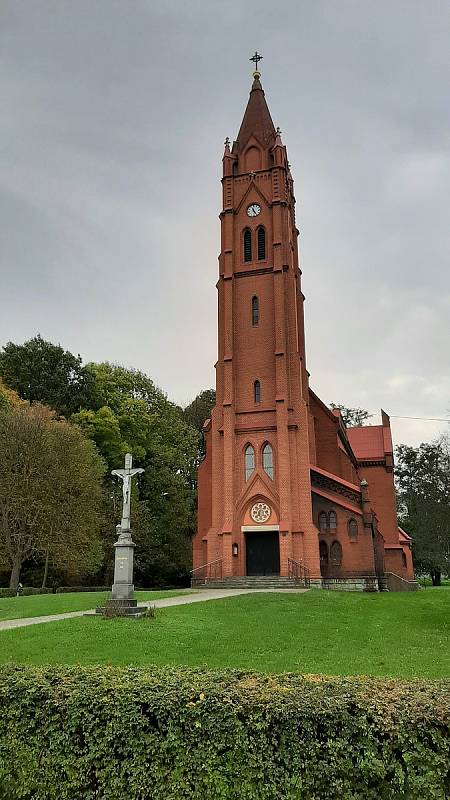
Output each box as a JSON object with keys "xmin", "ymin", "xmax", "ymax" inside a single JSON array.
[
  {"xmin": 0, "ymin": 590, "xmax": 191, "ymax": 620},
  {"xmin": 1, "ymin": 589, "xmax": 448, "ymax": 677}
]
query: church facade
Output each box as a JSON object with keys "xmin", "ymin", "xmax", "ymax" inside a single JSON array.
[{"xmin": 192, "ymin": 68, "xmax": 415, "ymax": 590}]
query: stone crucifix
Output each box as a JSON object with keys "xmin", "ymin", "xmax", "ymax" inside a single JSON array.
[
  {"xmin": 105, "ymin": 453, "xmax": 145, "ymax": 613},
  {"xmin": 111, "ymin": 453, "xmax": 144, "ymax": 532}
]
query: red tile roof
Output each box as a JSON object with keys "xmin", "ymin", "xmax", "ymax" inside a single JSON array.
[
  {"xmin": 347, "ymin": 425, "xmax": 393, "ymax": 461},
  {"xmin": 310, "ymin": 464, "xmax": 360, "ymax": 493},
  {"xmin": 311, "ymin": 486, "xmax": 362, "ymax": 515}
]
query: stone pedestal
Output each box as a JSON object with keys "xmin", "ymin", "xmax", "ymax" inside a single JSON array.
[
  {"xmin": 112, "ymin": 525, "xmax": 135, "ymax": 600},
  {"xmin": 103, "ymin": 597, "xmax": 146, "ymax": 617},
  {"xmin": 100, "ymin": 525, "xmax": 147, "ymax": 617}
]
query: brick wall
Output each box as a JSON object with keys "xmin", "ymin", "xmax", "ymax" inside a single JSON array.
[{"xmin": 312, "ymin": 493, "xmax": 375, "ymax": 576}]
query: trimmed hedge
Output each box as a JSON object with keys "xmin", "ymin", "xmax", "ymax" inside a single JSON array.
[
  {"xmin": 0, "ymin": 587, "xmax": 111, "ymax": 597},
  {"xmin": 0, "ymin": 587, "xmax": 52, "ymax": 598},
  {"xmin": 55, "ymin": 585, "xmax": 110, "ymax": 593},
  {"xmin": 0, "ymin": 666, "xmax": 448, "ymax": 799}
]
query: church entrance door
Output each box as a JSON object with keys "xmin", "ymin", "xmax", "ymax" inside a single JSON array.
[{"xmin": 245, "ymin": 531, "xmax": 280, "ymax": 576}]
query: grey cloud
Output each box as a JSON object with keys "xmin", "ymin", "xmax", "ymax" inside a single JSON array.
[{"xmin": 1, "ymin": 0, "xmax": 449, "ymax": 447}]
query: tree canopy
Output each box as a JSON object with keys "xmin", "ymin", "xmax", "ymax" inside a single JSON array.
[
  {"xmin": 0, "ymin": 335, "xmax": 95, "ymax": 416},
  {"xmin": 396, "ymin": 435, "xmax": 450, "ymax": 584},
  {"xmin": 330, "ymin": 403, "xmax": 373, "ymax": 427},
  {"xmin": 72, "ymin": 362, "xmax": 200, "ymax": 586},
  {"xmin": 183, "ymin": 389, "xmax": 216, "ymax": 433},
  {"xmin": 183, "ymin": 389, "xmax": 216, "ymax": 461},
  {"xmin": 0, "ymin": 403, "xmax": 105, "ymax": 589},
  {"xmin": 0, "ymin": 378, "xmax": 21, "ymax": 411}
]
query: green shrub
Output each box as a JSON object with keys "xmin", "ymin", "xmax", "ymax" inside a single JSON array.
[
  {"xmin": 0, "ymin": 587, "xmax": 53, "ymax": 598},
  {"xmin": 55, "ymin": 585, "xmax": 110, "ymax": 593},
  {"xmin": 0, "ymin": 588, "xmax": 18, "ymax": 598},
  {"xmin": 0, "ymin": 666, "xmax": 448, "ymax": 799}
]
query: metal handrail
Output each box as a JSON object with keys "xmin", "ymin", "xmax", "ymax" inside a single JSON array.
[
  {"xmin": 190, "ymin": 558, "xmax": 223, "ymax": 576},
  {"xmin": 287, "ymin": 558, "xmax": 311, "ymax": 588},
  {"xmin": 190, "ymin": 557, "xmax": 223, "ymax": 586}
]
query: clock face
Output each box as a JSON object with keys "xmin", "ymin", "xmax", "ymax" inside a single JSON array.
[{"xmin": 247, "ymin": 203, "xmax": 261, "ymax": 217}]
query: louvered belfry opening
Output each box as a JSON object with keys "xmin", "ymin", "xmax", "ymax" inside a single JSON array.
[
  {"xmin": 243, "ymin": 229, "xmax": 252, "ymax": 262},
  {"xmin": 257, "ymin": 226, "xmax": 266, "ymax": 260}
]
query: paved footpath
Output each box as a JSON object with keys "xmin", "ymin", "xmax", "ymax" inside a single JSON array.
[{"xmin": 0, "ymin": 588, "xmax": 308, "ymax": 632}]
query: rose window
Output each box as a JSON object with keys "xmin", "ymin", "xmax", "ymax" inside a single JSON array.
[{"xmin": 250, "ymin": 502, "xmax": 271, "ymax": 523}]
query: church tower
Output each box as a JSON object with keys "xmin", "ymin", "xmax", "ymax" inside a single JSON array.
[{"xmin": 194, "ymin": 63, "xmax": 321, "ymax": 581}]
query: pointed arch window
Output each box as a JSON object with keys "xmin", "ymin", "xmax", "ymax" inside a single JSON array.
[
  {"xmin": 329, "ymin": 510, "xmax": 337, "ymax": 530},
  {"xmin": 243, "ymin": 229, "xmax": 252, "ymax": 262},
  {"xmin": 252, "ymin": 296, "xmax": 259, "ymax": 326},
  {"xmin": 319, "ymin": 540, "xmax": 328, "ymax": 563},
  {"xmin": 318, "ymin": 511, "xmax": 327, "ymax": 531},
  {"xmin": 254, "ymin": 380, "xmax": 261, "ymax": 404},
  {"xmin": 257, "ymin": 226, "xmax": 266, "ymax": 260},
  {"xmin": 262, "ymin": 443, "xmax": 273, "ymax": 479},
  {"xmin": 244, "ymin": 445, "xmax": 255, "ymax": 481},
  {"xmin": 330, "ymin": 540, "xmax": 342, "ymax": 565},
  {"xmin": 348, "ymin": 519, "xmax": 358, "ymax": 540}
]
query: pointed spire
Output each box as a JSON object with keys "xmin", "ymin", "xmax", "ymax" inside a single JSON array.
[
  {"xmin": 235, "ymin": 64, "xmax": 276, "ymax": 151},
  {"xmin": 222, "ymin": 135, "xmax": 234, "ymax": 176}
]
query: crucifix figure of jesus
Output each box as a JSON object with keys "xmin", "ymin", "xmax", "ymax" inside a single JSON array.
[{"xmin": 111, "ymin": 453, "xmax": 144, "ymax": 531}]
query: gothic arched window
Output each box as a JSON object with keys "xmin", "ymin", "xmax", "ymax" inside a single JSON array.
[
  {"xmin": 330, "ymin": 540, "xmax": 342, "ymax": 565},
  {"xmin": 319, "ymin": 540, "xmax": 328, "ymax": 563},
  {"xmin": 402, "ymin": 551, "xmax": 407, "ymax": 569},
  {"xmin": 257, "ymin": 226, "xmax": 266, "ymax": 260},
  {"xmin": 254, "ymin": 380, "xmax": 261, "ymax": 404},
  {"xmin": 252, "ymin": 296, "xmax": 259, "ymax": 326},
  {"xmin": 262, "ymin": 443, "xmax": 273, "ymax": 479},
  {"xmin": 244, "ymin": 445, "xmax": 255, "ymax": 481},
  {"xmin": 243, "ymin": 229, "xmax": 252, "ymax": 262},
  {"xmin": 318, "ymin": 511, "xmax": 327, "ymax": 531},
  {"xmin": 348, "ymin": 519, "xmax": 358, "ymax": 539},
  {"xmin": 329, "ymin": 510, "xmax": 337, "ymax": 530}
]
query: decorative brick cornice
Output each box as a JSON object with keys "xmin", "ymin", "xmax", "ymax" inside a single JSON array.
[
  {"xmin": 234, "ymin": 267, "xmax": 273, "ymax": 279},
  {"xmin": 310, "ymin": 468, "xmax": 361, "ymax": 506},
  {"xmin": 358, "ymin": 459, "xmax": 392, "ymax": 472}
]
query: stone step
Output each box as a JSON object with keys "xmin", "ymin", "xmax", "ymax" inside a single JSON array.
[
  {"xmin": 194, "ymin": 578, "xmax": 307, "ymax": 590},
  {"xmin": 200, "ymin": 576, "xmax": 295, "ymax": 581}
]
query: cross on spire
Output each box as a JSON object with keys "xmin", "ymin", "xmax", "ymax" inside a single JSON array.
[{"xmin": 250, "ymin": 51, "xmax": 263, "ymax": 72}]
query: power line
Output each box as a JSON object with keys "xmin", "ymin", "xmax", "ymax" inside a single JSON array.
[{"xmin": 387, "ymin": 415, "xmax": 450, "ymax": 423}]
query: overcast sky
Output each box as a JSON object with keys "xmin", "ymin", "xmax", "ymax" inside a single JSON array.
[{"xmin": 1, "ymin": 0, "xmax": 449, "ymax": 447}]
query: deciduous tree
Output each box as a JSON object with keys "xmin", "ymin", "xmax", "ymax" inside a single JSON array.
[
  {"xmin": 0, "ymin": 335, "xmax": 95, "ymax": 416},
  {"xmin": 76, "ymin": 363, "xmax": 200, "ymax": 583},
  {"xmin": 0, "ymin": 403, "xmax": 105, "ymax": 589},
  {"xmin": 0, "ymin": 378, "xmax": 21, "ymax": 411},
  {"xmin": 330, "ymin": 403, "xmax": 372, "ymax": 427},
  {"xmin": 183, "ymin": 389, "xmax": 216, "ymax": 433},
  {"xmin": 396, "ymin": 436, "xmax": 450, "ymax": 585}
]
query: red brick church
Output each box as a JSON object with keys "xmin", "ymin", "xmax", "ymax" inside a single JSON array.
[{"xmin": 192, "ymin": 64, "xmax": 415, "ymax": 590}]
